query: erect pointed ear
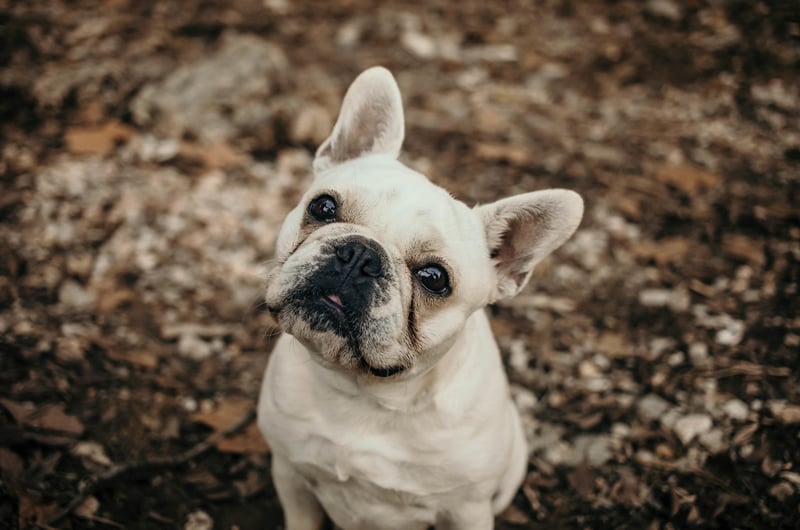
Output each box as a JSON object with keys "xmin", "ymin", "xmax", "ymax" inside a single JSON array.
[
  {"xmin": 312, "ymin": 67, "xmax": 405, "ymax": 174},
  {"xmin": 476, "ymin": 189, "xmax": 584, "ymax": 302}
]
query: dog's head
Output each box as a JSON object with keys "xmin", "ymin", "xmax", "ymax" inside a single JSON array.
[{"xmin": 266, "ymin": 67, "xmax": 583, "ymax": 380}]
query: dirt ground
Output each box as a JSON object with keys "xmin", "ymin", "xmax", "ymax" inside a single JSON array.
[{"xmin": 1, "ymin": 0, "xmax": 799, "ymax": 528}]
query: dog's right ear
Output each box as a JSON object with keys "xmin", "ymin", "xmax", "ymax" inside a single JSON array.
[{"xmin": 313, "ymin": 67, "xmax": 405, "ymax": 174}]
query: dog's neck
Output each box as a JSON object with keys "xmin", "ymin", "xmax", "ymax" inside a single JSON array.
[{"xmin": 303, "ymin": 314, "xmax": 484, "ymax": 413}]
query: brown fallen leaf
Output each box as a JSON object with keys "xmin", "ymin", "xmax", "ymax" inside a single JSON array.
[
  {"xmin": 498, "ymin": 504, "xmax": 529, "ymax": 525},
  {"xmin": 654, "ymin": 163, "xmax": 722, "ymax": 195},
  {"xmin": 1, "ymin": 399, "xmax": 85, "ymax": 444},
  {"xmin": 723, "ymin": 234, "xmax": 765, "ymax": 266},
  {"xmin": 475, "ymin": 142, "xmax": 530, "ymax": 166},
  {"xmin": 594, "ymin": 332, "xmax": 632, "ymax": 358},
  {"xmin": 567, "ymin": 464, "xmax": 595, "ymax": 498},
  {"xmin": 105, "ymin": 348, "xmax": 159, "ymax": 369},
  {"xmin": 18, "ymin": 492, "xmax": 59, "ymax": 528},
  {"xmin": 217, "ymin": 423, "xmax": 269, "ymax": 454},
  {"xmin": 0, "ymin": 447, "xmax": 24, "ymax": 479},
  {"xmin": 28, "ymin": 403, "xmax": 85, "ymax": 436},
  {"xmin": 191, "ymin": 398, "xmax": 269, "ymax": 454},
  {"xmin": 632, "ymin": 237, "xmax": 691, "ymax": 266},
  {"xmin": 65, "ymin": 121, "xmax": 134, "ymax": 156}
]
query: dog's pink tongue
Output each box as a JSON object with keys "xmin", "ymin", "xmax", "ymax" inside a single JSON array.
[{"xmin": 326, "ymin": 293, "xmax": 343, "ymax": 308}]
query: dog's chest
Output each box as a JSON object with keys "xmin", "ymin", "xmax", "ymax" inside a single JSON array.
[{"xmin": 289, "ymin": 429, "xmax": 456, "ymax": 530}]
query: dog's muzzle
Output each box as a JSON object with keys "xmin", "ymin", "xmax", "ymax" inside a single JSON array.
[{"xmin": 312, "ymin": 236, "xmax": 389, "ymax": 321}]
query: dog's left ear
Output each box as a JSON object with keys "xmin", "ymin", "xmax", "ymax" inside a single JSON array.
[
  {"xmin": 313, "ymin": 67, "xmax": 405, "ymax": 174},
  {"xmin": 477, "ymin": 189, "xmax": 584, "ymax": 302}
]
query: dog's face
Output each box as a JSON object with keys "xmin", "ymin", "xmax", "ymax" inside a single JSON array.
[{"xmin": 266, "ymin": 67, "xmax": 583, "ymax": 380}]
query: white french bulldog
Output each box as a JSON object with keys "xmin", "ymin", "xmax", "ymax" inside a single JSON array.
[{"xmin": 257, "ymin": 67, "xmax": 583, "ymax": 530}]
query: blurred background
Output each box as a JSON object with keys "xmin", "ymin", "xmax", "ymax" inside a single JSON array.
[{"xmin": 0, "ymin": 0, "xmax": 798, "ymax": 528}]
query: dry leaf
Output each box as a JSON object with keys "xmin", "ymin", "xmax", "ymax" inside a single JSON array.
[
  {"xmin": 475, "ymin": 142, "xmax": 530, "ymax": 165},
  {"xmin": 18, "ymin": 493, "xmax": 59, "ymax": 527},
  {"xmin": 191, "ymin": 398, "xmax": 268, "ymax": 454},
  {"xmin": 105, "ymin": 348, "xmax": 159, "ymax": 369},
  {"xmin": 498, "ymin": 504, "xmax": 529, "ymax": 525},
  {"xmin": 723, "ymin": 234, "xmax": 765, "ymax": 265},
  {"xmin": 567, "ymin": 464, "xmax": 595, "ymax": 497},
  {"xmin": 28, "ymin": 403, "xmax": 85, "ymax": 436},
  {"xmin": 595, "ymin": 332, "xmax": 632, "ymax": 358},
  {"xmin": 655, "ymin": 164, "xmax": 722, "ymax": 195},
  {"xmin": 65, "ymin": 121, "xmax": 134, "ymax": 155},
  {"xmin": 202, "ymin": 141, "xmax": 245, "ymax": 169},
  {"xmin": 0, "ymin": 448, "xmax": 24, "ymax": 478},
  {"xmin": 217, "ymin": 423, "xmax": 270, "ymax": 454},
  {"xmin": 632, "ymin": 237, "xmax": 691, "ymax": 265}
]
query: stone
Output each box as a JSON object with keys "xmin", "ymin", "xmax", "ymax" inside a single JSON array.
[
  {"xmin": 58, "ymin": 280, "xmax": 96, "ymax": 312},
  {"xmin": 673, "ymin": 414, "xmax": 713, "ymax": 445},
  {"xmin": 184, "ymin": 510, "xmax": 213, "ymax": 530},
  {"xmin": 636, "ymin": 394, "xmax": 671, "ymax": 423},
  {"xmin": 131, "ymin": 34, "xmax": 289, "ymax": 141},
  {"xmin": 722, "ymin": 399, "xmax": 749, "ymax": 421}
]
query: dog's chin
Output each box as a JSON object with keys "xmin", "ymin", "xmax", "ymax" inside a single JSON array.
[{"xmin": 273, "ymin": 299, "xmax": 408, "ymax": 379}]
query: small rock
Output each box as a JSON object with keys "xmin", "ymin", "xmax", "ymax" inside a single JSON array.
[
  {"xmin": 507, "ymin": 339, "xmax": 529, "ymax": 373},
  {"xmin": 289, "ymin": 104, "xmax": 333, "ymax": 146},
  {"xmin": 59, "ymin": 280, "xmax": 96, "ymax": 312},
  {"xmin": 688, "ymin": 342, "xmax": 710, "ymax": 367},
  {"xmin": 573, "ymin": 434, "xmax": 613, "ymax": 466},
  {"xmin": 578, "ymin": 359, "xmax": 602, "ymax": 379},
  {"xmin": 673, "ymin": 414, "xmax": 713, "ymax": 445},
  {"xmin": 769, "ymin": 482, "xmax": 795, "ymax": 502},
  {"xmin": 646, "ymin": 0, "xmax": 683, "ymax": 21},
  {"xmin": 55, "ymin": 336, "xmax": 85, "ymax": 364},
  {"xmin": 767, "ymin": 401, "xmax": 800, "ymax": 425},
  {"xmin": 722, "ymin": 399, "xmax": 749, "ymax": 421},
  {"xmin": 71, "ymin": 441, "xmax": 112, "ymax": 466},
  {"xmin": 638, "ymin": 287, "xmax": 689, "ymax": 312},
  {"xmin": 637, "ymin": 394, "xmax": 671, "ymax": 422},
  {"xmin": 184, "ymin": 510, "xmax": 213, "ymax": 530},
  {"xmin": 715, "ymin": 319, "xmax": 745, "ymax": 346},
  {"xmin": 401, "ymin": 31, "xmax": 437, "ymax": 59},
  {"xmin": 178, "ymin": 333, "xmax": 213, "ymax": 361},
  {"xmin": 510, "ymin": 384, "xmax": 538, "ymax": 414},
  {"xmin": 699, "ymin": 429, "xmax": 726, "ymax": 454}
]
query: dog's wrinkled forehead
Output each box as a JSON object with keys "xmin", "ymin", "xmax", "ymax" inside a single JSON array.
[{"xmin": 312, "ymin": 155, "xmax": 484, "ymax": 261}]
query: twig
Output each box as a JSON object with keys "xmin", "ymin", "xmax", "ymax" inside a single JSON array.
[{"xmin": 46, "ymin": 407, "xmax": 257, "ymax": 526}]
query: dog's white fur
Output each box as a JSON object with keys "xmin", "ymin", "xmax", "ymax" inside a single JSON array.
[{"xmin": 258, "ymin": 67, "xmax": 583, "ymax": 530}]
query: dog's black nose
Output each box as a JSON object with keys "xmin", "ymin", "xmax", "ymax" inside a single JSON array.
[{"xmin": 335, "ymin": 240, "xmax": 384, "ymax": 279}]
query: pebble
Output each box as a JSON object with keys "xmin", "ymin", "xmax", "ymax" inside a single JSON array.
[
  {"xmin": 58, "ymin": 280, "xmax": 96, "ymax": 312},
  {"xmin": 177, "ymin": 333, "xmax": 213, "ymax": 361},
  {"xmin": 722, "ymin": 399, "xmax": 749, "ymax": 421},
  {"xmin": 673, "ymin": 414, "xmax": 713, "ymax": 445},
  {"xmin": 636, "ymin": 393, "xmax": 671, "ymax": 423},
  {"xmin": 184, "ymin": 510, "xmax": 213, "ymax": 530},
  {"xmin": 646, "ymin": 0, "xmax": 684, "ymax": 21}
]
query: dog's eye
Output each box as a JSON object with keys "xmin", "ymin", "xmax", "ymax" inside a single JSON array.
[
  {"xmin": 414, "ymin": 264, "xmax": 450, "ymax": 295},
  {"xmin": 308, "ymin": 195, "xmax": 337, "ymax": 223}
]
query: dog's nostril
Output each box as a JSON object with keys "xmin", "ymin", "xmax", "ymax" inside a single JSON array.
[
  {"xmin": 336, "ymin": 245, "xmax": 355, "ymax": 263},
  {"xmin": 335, "ymin": 239, "xmax": 384, "ymax": 279},
  {"xmin": 361, "ymin": 258, "xmax": 382, "ymax": 277}
]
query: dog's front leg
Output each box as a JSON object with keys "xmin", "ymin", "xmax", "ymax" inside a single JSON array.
[
  {"xmin": 271, "ymin": 455, "xmax": 325, "ymax": 530},
  {"xmin": 435, "ymin": 502, "xmax": 494, "ymax": 530}
]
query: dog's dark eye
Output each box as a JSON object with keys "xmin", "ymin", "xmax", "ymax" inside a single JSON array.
[
  {"xmin": 414, "ymin": 264, "xmax": 450, "ymax": 295},
  {"xmin": 308, "ymin": 195, "xmax": 337, "ymax": 223}
]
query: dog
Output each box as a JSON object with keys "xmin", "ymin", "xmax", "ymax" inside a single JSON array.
[{"xmin": 257, "ymin": 67, "xmax": 583, "ymax": 530}]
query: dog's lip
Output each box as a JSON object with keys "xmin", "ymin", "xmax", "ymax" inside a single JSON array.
[{"xmin": 362, "ymin": 360, "xmax": 405, "ymax": 378}]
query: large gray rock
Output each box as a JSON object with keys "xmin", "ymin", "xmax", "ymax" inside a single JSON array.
[{"xmin": 131, "ymin": 34, "xmax": 290, "ymax": 141}]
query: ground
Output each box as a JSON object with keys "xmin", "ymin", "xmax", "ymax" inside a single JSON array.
[{"xmin": 1, "ymin": 0, "xmax": 799, "ymax": 529}]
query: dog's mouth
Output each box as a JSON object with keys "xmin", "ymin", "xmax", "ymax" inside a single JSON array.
[
  {"xmin": 320, "ymin": 293, "xmax": 345, "ymax": 315},
  {"xmin": 362, "ymin": 361, "xmax": 405, "ymax": 378}
]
